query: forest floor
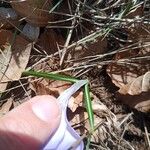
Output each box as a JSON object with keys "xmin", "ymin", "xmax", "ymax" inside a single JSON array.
[{"xmin": 0, "ymin": 0, "xmax": 150, "ymax": 149}]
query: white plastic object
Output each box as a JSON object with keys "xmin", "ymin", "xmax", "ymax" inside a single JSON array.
[
  {"xmin": 22, "ymin": 23, "xmax": 40, "ymax": 41},
  {"xmin": 43, "ymin": 80, "xmax": 88, "ymax": 150}
]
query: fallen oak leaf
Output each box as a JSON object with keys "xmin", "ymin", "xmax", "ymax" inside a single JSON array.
[
  {"xmin": 0, "ymin": 30, "xmax": 32, "ymax": 92},
  {"xmin": 69, "ymin": 29, "xmax": 107, "ymax": 61},
  {"xmin": 117, "ymin": 92, "xmax": 150, "ymax": 113},
  {"xmin": 107, "ymin": 23, "xmax": 150, "ymax": 89},
  {"xmin": 142, "ymin": 71, "xmax": 150, "ymax": 92},
  {"xmin": 128, "ymin": 73, "xmax": 148, "ymax": 95},
  {"xmin": 31, "ymin": 79, "xmax": 70, "ymax": 97},
  {"xmin": 36, "ymin": 29, "xmax": 65, "ymax": 55},
  {"xmin": 119, "ymin": 71, "xmax": 150, "ymax": 95},
  {"xmin": 107, "ymin": 48, "xmax": 150, "ymax": 89},
  {"xmin": 107, "ymin": 42, "xmax": 150, "ymax": 113},
  {"xmin": 117, "ymin": 71, "xmax": 150, "ymax": 112},
  {"xmin": 0, "ymin": 82, "xmax": 8, "ymax": 94},
  {"xmin": 107, "ymin": 48, "xmax": 140, "ymax": 88},
  {"xmin": 0, "ymin": 30, "xmax": 32, "ymax": 82},
  {"xmin": 11, "ymin": 0, "xmax": 53, "ymax": 27}
]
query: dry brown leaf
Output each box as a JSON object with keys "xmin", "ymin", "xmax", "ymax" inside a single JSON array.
[
  {"xmin": 127, "ymin": 26, "xmax": 150, "ymax": 46},
  {"xmin": 117, "ymin": 71, "xmax": 150, "ymax": 112},
  {"xmin": 0, "ymin": 98, "xmax": 13, "ymax": 117},
  {"xmin": 11, "ymin": 0, "xmax": 53, "ymax": 27},
  {"xmin": 72, "ymin": 37, "xmax": 107, "ymax": 60},
  {"xmin": 0, "ymin": 30, "xmax": 32, "ymax": 92},
  {"xmin": 107, "ymin": 24, "xmax": 150, "ymax": 112},
  {"xmin": 107, "ymin": 19, "xmax": 150, "ymax": 88},
  {"xmin": 107, "ymin": 26, "xmax": 150, "ymax": 89},
  {"xmin": 107, "ymin": 22, "xmax": 150, "ymax": 87},
  {"xmin": 107, "ymin": 50, "xmax": 149, "ymax": 89},
  {"xmin": 107, "ymin": 29, "xmax": 150, "ymax": 113},
  {"xmin": 31, "ymin": 79, "xmax": 70, "ymax": 96},
  {"xmin": 117, "ymin": 92, "xmax": 150, "ymax": 113},
  {"xmin": 119, "ymin": 71, "xmax": 150, "ymax": 95},
  {"xmin": 69, "ymin": 30, "xmax": 107, "ymax": 60},
  {"xmin": 71, "ymin": 91, "xmax": 84, "ymax": 112},
  {"xmin": 0, "ymin": 82, "xmax": 8, "ymax": 93},
  {"xmin": 36, "ymin": 29, "xmax": 65, "ymax": 55},
  {"xmin": 31, "ymin": 79, "xmax": 84, "ymax": 112}
]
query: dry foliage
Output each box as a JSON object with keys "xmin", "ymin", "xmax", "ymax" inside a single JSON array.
[
  {"xmin": 0, "ymin": 0, "xmax": 150, "ymax": 149},
  {"xmin": 36, "ymin": 29, "xmax": 65, "ymax": 54},
  {"xmin": 0, "ymin": 30, "xmax": 31, "ymax": 92},
  {"xmin": 117, "ymin": 71, "xmax": 150, "ymax": 112},
  {"xmin": 107, "ymin": 49, "xmax": 149, "ymax": 88},
  {"xmin": 69, "ymin": 30, "xmax": 107, "ymax": 60},
  {"xmin": 107, "ymin": 24, "xmax": 150, "ymax": 112},
  {"xmin": 11, "ymin": 0, "xmax": 53, "ymax": 26}
]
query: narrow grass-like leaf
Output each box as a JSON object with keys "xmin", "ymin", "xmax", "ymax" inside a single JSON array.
[
  {"xmin": 84, "ymin": 83, "xmax": 94, "ymax": 130},
  {"xmin": 23, "ymin": 70, "xmax": 79, "ymax": 83},
  {"xmin": 49, "ymin": 0, "xmax": 63, "ymax": 13}
]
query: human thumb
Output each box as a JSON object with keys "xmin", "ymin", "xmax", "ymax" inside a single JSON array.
[{"xmin": 0, "ymin": 95, "xmax": 61, "ymax": 150}]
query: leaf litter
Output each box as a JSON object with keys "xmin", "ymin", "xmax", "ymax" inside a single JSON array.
[
  {"xmin": 0, "ymin": 30, "xmax": 32, "ymax": 92},
  {"xmin": 0, "ymin": 0, "xmax": 150, "ymax": 149}
]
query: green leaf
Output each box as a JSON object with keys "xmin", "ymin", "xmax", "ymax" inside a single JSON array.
[
  {"xmin": 23, "ymin": 70, "xmax": 79, "ymax": 83},
  {"xmin": 84, "ymin": 83, "xmax": 94, "ymax": 130}
]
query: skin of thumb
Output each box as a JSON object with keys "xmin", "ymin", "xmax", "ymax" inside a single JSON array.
[{"xmin": 0, "ymin": 95, "xmax": 61, "ymax": 150}]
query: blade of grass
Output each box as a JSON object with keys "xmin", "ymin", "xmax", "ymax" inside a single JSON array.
[
  {"xmin": 49, "ymin": 0, "xmax": 63, "ymax": 13},
  {"xmin": 84, "ymin": 83, "xmax": 94, "ymax": 130},
  {"xmin": 23, "ymin": 70, "xmax": 79, "ymax": 83}
]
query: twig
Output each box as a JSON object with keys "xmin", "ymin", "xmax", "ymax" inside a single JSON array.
[
  {"xmin": 59, "ymin": 1, "xmax": 80, "ymax": 66},
  {"xmin": 143, "ymin": 119, "xmax": 150, "ymax": 148}
]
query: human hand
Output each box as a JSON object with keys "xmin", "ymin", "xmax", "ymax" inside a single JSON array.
[{"xmin": 0, "ymin": 95, "xmax": 61, "ymax": 150}]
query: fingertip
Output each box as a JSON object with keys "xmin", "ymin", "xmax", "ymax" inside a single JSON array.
[
  {"xmin": 0, "ymin": 95, "xmax": 61, "ymax": 149},
  {"xmin": 31, "ymin": 95, "xmax": 61, "ymax": 123}
]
